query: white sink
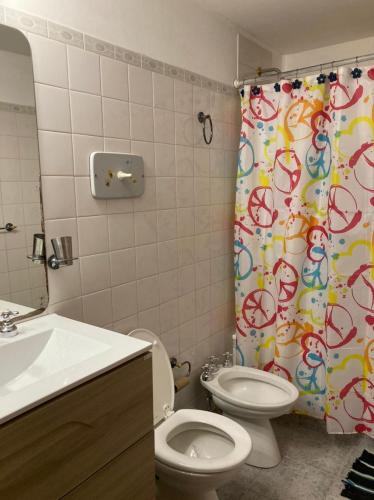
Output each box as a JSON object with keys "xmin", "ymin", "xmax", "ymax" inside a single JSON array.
[{"xmin": 0, "ymin": 313, "xmax": 151, "ymax": 424}]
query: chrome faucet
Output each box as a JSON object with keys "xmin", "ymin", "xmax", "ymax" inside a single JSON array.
[
  {"xmin": 222, "ymin": 352, "xmax": 233, "ymax": 368},
  {"xmin": 0, "ymin": 310, "xmax": 19, "ymax": 337},
  {"xmin": 201, "ymin": 364, "xmax": 214, "ymax": 382},
  {"xmin": 207, "ymin": 355, "xmax": 220, "ymax": 374}
]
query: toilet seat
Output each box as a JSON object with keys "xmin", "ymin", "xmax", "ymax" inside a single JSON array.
[
  {"xmin": 128, "ymin": 328, "xmax": 252, "ymax": 478},
  {"xmin": 202, "ymin": 366, "xmax": 299, "ymax": 413},
  {"xmin": 155, "ymin": 408, "xmax": 251, "ymax": 473}
]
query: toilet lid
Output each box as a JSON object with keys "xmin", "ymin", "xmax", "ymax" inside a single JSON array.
[{"xmin": 128, "ymin": 328, "xmax": 174, "ymax": 426}]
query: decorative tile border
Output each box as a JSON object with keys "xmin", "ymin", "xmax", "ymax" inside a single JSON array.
[
  {"xmin": 0, "ymin": 100, "xmax": 35, "ymax": 114},
  {"xmin": 115, "ymin": 45, "xmax": 141, "ymax": 66},
  {"xmin": 84, "ymin": 34, "xmax": 115, "ymax": 58},
  {"xmin": 1, "ymin": 5, "xmax": 237, "ymax": 96},
  {"xmin": 5, "ymin": 7, "xmax": 47, "ymax": 36},
  {"xmin": 48, "ymin": 21, "xmax": 83, "ymax": 48},
  {"xmin": 141, "ymin": 54, "xmax": 164, "ymax": 74}
]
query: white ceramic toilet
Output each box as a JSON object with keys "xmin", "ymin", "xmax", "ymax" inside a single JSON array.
[
  {"xmin": 201, "ymin": 365, "xmax": 299, "ymax": 468},
  {"xmin": 128, "ymin": 329, "xmax": 252, "ymax": 500}
]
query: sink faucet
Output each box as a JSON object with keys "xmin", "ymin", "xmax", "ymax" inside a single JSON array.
[{"xmin": 0, "ymin": 310, "xmax": 19, "ymax": 337}]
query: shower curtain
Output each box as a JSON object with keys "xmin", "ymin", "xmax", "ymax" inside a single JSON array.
[{"xmin": 235, "ymin": 66, "xmax": 374, "ymax": 435}]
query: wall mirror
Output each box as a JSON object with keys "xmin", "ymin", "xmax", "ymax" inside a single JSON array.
[{"xmin": 0, "ymin": 24, "xmax": 48, "ymax": 319}]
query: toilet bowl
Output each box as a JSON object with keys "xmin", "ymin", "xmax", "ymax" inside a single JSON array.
[
  {"xmin": 129, "ymin": 329, "xmax": 252, "ymax": 500},
  {"xmin": 201, "ymin": 365, "xmax": 299, "ymax": 469}
]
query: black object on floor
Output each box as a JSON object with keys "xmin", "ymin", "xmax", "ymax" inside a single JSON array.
[{"xmin": 341, "ymin": 449, "xmax": 374, "ymax": 499}]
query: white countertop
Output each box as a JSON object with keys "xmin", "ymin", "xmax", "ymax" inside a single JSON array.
[{"xmin": 0, "ymin": 313, "xmax": 151, "ymax": 424}]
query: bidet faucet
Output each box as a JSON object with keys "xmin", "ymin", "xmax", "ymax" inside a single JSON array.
[
  {"xmin": 0, "ymin": 310, "xmax": 19, "ymax": 337},
  {"xmin": 222, "ymin": 352, "xmax": 233, "ymax": 368},
  {"xmin": 207, "ymin": 355, "xmax": 220, "ymax": 374},
  {"xmin": 201, "ymin": 364, "xmax": 213, "ymax": 382}
]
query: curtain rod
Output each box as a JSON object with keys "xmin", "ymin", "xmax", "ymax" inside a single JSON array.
[{"xmin": 233, "ymin": 52, "xmax": 374, "ymax": 88}]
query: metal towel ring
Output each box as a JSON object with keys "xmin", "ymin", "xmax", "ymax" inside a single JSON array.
[{"xmin": 197, "ymin": 111, "xmax": 213, "ymax": 145}]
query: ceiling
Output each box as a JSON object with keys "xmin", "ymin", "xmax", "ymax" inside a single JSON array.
[{"xmin": 193, "ymin": 0, "xmax": 374, "ymax": 54}]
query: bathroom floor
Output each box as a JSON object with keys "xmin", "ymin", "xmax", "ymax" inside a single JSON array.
[{"xmin": 218, "ymin": 414, "xmax": 372, "ymax": 500}]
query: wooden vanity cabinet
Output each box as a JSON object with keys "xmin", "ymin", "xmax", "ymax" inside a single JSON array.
[{"xmin": 0, "ymin": 353, "xmax": 155, "ymax": 500}]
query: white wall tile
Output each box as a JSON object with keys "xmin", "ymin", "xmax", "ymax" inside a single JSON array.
[
  {"xmin": 38, "ymin": 131, "xmax": 73, "ymax": 175},
  {"xmin": 75, "ymin": 176, "xmax": 107, "ymax": 216},
  {"xmin": 101, "ymin": 57, "xmax": 129, "ymax": 101},
  {"xmin": 70, "ymin": 91, "xmax": 103, "ymax": 136},
  {"xmin": 174, "ymin": 80, "xmax": 193, "ymax": 114},
  {"xmin": 156, "ymin": 177, "xmax": 176, "ymax": 209},
  {"xmin": 128, "ymin": 65, "xmax": 153, "ymax": 106},
  {"xmin": 154, "ymin": 108, "xmax": 175, "ymax": 145},
  {"xmin": 179, "ymin": 264, "xmax": 195, "ymax": 295},
  {"xmin": 68, "ymin": 46, "xmax": 101, "ymax": 94},
  {"xmin": 42, "ymin": 176, "xmax": 76, "ymax": 219},
  {"xmin": 155, "ymin": 143, "xmax": 175, "ymax": 177},
  {"xmin": 157, "ymin": 209, "xmax": 177, "ymax": 242},
  {"xmin": 177, "ymin": 236, "xmax": 195, "ymax": 266},
  {"xmin": 194, "ymin": 148, "xmax": 210, "ymax": 176},
  {"xmin": 195, "ymin": 177, "xmax": 210, "ymax": 205},
  {"xmin": 138, "ymin": 306, "xmax": 160, "ymax": 333},
  {"xmin": 108, "ymin": 213, "xmax": 134, "ymax": 250},
  {"xmin": 134, "ymin": 211, "xmax": 157, "ymax": 245},
  {"xmin": 35, "ymin": 84, "xmax": 71, "ymax": 132},
  {"xmin": 133, "ymin": 176, "xmax": 156, "ymax": 212},
  {"xmin": 77, "ymin": 215, "xmax": 109, "ymax": 255},
  {"xmin": 109, "ymin": 248, "xmax": 136, "ymax": 287},
  {"xmin": 177, "ymin": 207, "xmax": 195, "ymax": 237},
  {"xmin": 72, "ymin": 134, "xmax": 103, "ymax": 176},
  {"xmin": 157, "ymin": 239, "xmax": 178, "ymax": 272},
  {"xmin": 131, "ymin": 140, "xmax": 155, "ymax": 177},
  {"xmin": 0, "ymin": 136, "xmax": 18, "ymax": 159},
  {"xmin": 193, "ymin": 86, "xmax": 211, "ymax": 115},
  {"xmin": 135, "ymin": 243, "xmax": 158, "ymax": 279},
  {"xmin": 104, "ymin": 138, "xmax": 131, "ymax": 153},
  {"xmin": 29, "ymin": 34, "xmax": 68, "ymax": 87},
  {"xmin": 175, "ymin": 112, "xmax": 193, "ymax": 146},
  {"xmin": 136, "ymin": 275, "xmax": 159, "ymax": 311},
  {"xmin": 179, "ymin": 319, "xmax": 196, "ymax": 352},
  {"xmin": 153, "ymin": 73, "xmax": 174, "ymax": 111},
  {"xmin": 130, "ymin": 103, "xmax": 154, "ymax": 142},
  {"xmin": 178, "ymin": 291, "xmax": 195, "ymax": 324},
  {"xmin": 112, "ymin": 281, "xmax": 137, "ymax": 321},
  {"xmin": 102, "ymin": 98, "xmax": 130, "ymax": 139},
  {"xmin": 80, "ymin": 253, "xmax": 110, "ymax": 294},
  {"xmin": 160, "ymin": 298, "xmax": 179, "ymax": 332},
  {"xmin": 82, "ymin": 288, "xmax": 112, "ymax": 326},
  {"xmin": 159, "ymin": 269, "xmax": 178, "ymax": 304},
  {"xmin": 175, "ymin": 145, "xmax": 193, "ymax": 177},
  {"xmin": 47, "ymin": 262, "xmax": 81, "ymax": 304},
  {"xmin": 176, "ymin": 177, "xmax": 194, "ymax": 207}
]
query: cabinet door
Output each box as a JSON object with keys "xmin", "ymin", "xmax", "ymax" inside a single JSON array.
[
  {"xmin": 0, "ymin": 355, "xmax": 153, "ymax": 500},
  {"xmin": 63, "ymin": 432, "xmax": 155, "ymax": 500}
]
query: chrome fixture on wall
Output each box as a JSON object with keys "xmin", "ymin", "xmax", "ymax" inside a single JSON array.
[
  {"xmin": 0, "ymin": 222, "xmax": 17, "ymax": 232},
  {"xmin": 28, "ymin": 233, "xmax": 46, "ymax": 264},
  {"xmin": 48, "ymin": 236, "xmax": 78, "ymax": 270},
  {"xmin": 197, "ymin": 111, "xmax": 213, "ymax": 145}
]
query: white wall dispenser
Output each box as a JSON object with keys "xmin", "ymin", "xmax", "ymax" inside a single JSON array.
[{"xmin": 89, "ymin": 152, "xmax": 144, "ymax": 199}]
